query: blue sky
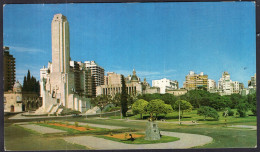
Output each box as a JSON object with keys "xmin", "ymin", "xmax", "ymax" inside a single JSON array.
[{"xmin": 3, "ymin": 2, "xmax": 256, "ymax": 87}]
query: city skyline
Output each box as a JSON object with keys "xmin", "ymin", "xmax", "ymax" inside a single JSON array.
[{"xmin": 3, "ymin": 2, "xmax": 256, "ymax": 87}]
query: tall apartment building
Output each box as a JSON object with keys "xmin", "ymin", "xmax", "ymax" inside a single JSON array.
[
  {"xmin": 3, "ymin": 46, "xmax": 16, "ymax": 91},
  {"xmin": 218, "ymin": 71, "xmax": 232, "ymax": 95},
  {"xmin": 207, "ymin": 79, "xmax": 216, "ymax": 91},
  {"xmin": 231, "ymin": 81, "xmax": 240, "ymax": 94},
  {"xmin": 152, "ymin": 78, "xmax": 178, "ymax": 94},
  {"xmin": 217, "ymin": 71, "xmax": 241, "ymax": 95},
  {"xmin": 84, "ymin": 61, "xmax": 104, "ymax": 87},
  {"xmin": 248, "ymin": 73, "xmax": 256, "ymax": 89},
  {"xmin": 183, "ymin": 71, "xmax": 208, "ymax": 90}
]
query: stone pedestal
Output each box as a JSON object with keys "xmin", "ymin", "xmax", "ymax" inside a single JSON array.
[{"xmin": 145, "ymin": 121, "xmax": 160, "ymax": 140}]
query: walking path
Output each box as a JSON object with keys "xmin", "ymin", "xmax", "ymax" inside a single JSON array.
[
  {"xmin": 18, "ymin": 124, "xmax": 66, "ymax": 134},
  {"xmin": 63, "ymin": 131, "xmax": 213, "ymax": 149},
  {"xmin": 228, "ymin": 125, "xmax": 257, "ymax": 130}
]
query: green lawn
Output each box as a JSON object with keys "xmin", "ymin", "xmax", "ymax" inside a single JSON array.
[
  {"xmin": 165, "ymin": 127, "xmax": 257, "ymax": 148},
  {"xmin": 97, "ymin": 133, "xmax": 180, "ymax": 144},
  {"xmin": 66, "ymin": 111, "xmax": 256, "ymax": 148},
  {"xmin": 4, "ymin": 108, "xmax": 256, "ymax": 150},
  {"xmin": 4, "ymin": 123, "xmax": 88, "ymax": 151}
]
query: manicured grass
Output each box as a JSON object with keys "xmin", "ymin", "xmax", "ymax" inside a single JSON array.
[
  {"xmin": 97, "ymin": 133, "xmax": 180, "ymax": 144},
  {"xmin": 165, "ymin": 127, "xmax": 257, "ymax": 148},
  {"xmin": 4, "ymin": 123, "xmax": 88, "ymax": 150}
]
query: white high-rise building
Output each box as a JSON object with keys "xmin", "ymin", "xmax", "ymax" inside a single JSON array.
[
  {"xmin": 231, "ymin": 81, "xmax": 240, "ymax": 94},
  {"xmin": 207, "ymin": 79, "xmax": 216, "ymax": 91},
  {"xmin": 217, "ymin": 72, "xmax": 241, "ymax": 95},
  {"xmin": 218, "ymin": 72, "xmax": 232, "ymax": 95},
  {"xmin": 152, "ymin": 78, "xmax": 178, "ymax": 94}
]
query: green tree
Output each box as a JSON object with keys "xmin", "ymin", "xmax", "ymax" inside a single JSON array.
[
  {"xmin": 236, "ymin": 102, "xmax": 248, "ymax": 117},
  {"xmin": 197, "ymin": 106, "xmax": 219, "ymax": 120},
  {"xmin": 91, "ymin": 95, "xmax": 112, "ymax": 117},
  {"xmin": 248, "ymin": 93, "xmax": 256, "ymax": 115},
  {"xmin": 121, "ymin": 75, "xmax": 128, "ymax": 117},
  {"xmin": 22, "ymin": 70, "xmax": 40, "ymax": 95},
  {"xmin": 162, "ymin": 104, "xmax": 174, "ymax": 116},
  {"xmin": 112, "ymin": 93, "xmax": 121, "ymax": 107},
  {"xmin": 173, "ymin": 100, "xmax": 192, "ymax": 117},
  {"xmin": 132, "ymin": 99, "xmax": 149, "ymax": 119},
  {"xmin": 145, "ymin": 99, "xmax": 166, "ymax": 119}
]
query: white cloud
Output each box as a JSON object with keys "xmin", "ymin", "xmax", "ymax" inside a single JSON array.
[{"xmin": 10, "ymin": 46, "xmax": 46, "ymax": 53}]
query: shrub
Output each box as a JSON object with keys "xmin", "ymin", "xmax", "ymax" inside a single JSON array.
[
  {"xmin": 75, "ymin": 122, "xmax": 79, "ymax": 127},
  {"xmin": 197, "ymin": 106, "xmax": 219, "ymax": 120},
  {"xmin": 236, "ymin": 102, "xmax": 248, "ymax": 117},
  {"xmin": 222, "ymin": 108, "xmax": 234, "ymax": 116},
  {"xmin": 251, "ymin": 106, "xmax": 257, "ymax": 116}
]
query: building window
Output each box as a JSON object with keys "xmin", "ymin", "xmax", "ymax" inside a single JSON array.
[{"xmin": 17, "ymin": 96, "xmax": 21, "ymax": 101}]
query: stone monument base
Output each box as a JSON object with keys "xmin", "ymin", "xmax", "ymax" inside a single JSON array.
[{"xmin": 145, "ymin": 121, "xmax": 160, "ymax": 140}]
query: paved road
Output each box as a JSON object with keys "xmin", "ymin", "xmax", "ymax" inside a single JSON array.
[
  {"xmin": 63, "ymin": 131, "xmax": 213, "ymax": 149},
  {"xmin": 18, "ymin": 124, "xmax": 66, "ymax": 134}
]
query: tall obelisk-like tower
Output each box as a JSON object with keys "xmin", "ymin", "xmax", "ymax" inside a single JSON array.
[
  {"xmin": 50, "ymin": 14, "xmax": 71, "ymax": 108},
  {"xmin": 51, "ymin": 14, "xmax": 70, "ymax": 73}
]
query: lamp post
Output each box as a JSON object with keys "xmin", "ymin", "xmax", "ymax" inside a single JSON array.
[{"xmin": 179, "ymin": 101, "xmax": 181, "ymax": 125}]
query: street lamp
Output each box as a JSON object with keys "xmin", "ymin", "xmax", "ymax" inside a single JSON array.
[{"xmin": 179, "ymin": 101, "xmax": 181, "ymax": 125}]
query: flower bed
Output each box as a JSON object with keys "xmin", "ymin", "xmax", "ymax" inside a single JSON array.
[{"xmin": 47, "ymin": 123, "xmax": 95, "ymax": 131}]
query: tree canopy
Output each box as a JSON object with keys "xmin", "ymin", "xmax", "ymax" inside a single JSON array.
[
  {"xmin": 145, "ymin": 99, "xmax": 173, "ymax": 119},
  {"xmin": 91, "ymin": 94, "xmax": 112, "ymax": 117},
  {"xmin": 173, "ymin": 100, "xmax": 192, "ymax": 117},
  {"xmin": 132, "ymin": 99, "xmax": 149, "ymax": 119},
  {"xmin": 197, "ymin": 106, "xmax": 219, "ymax": 120},
  {"xmin": 22, "ymin": 70, "xmax": 40, "ymax": 95},
  {"xmin": 121, "ymin": 75, "xmax": 128, "ymax": 117}
]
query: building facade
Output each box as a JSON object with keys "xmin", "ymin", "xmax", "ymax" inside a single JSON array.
[
  {"xmin": 152, "ymin": 78, "xmax": 178, "ymax": 94},
  {"xmin": 217, "ymin": 72, "xmax": 242, "ymax": 95},
  {"xmin": 166, "ymin": 89, "xmax": 187, "ymax": 96},
  {"xmin": 217, "ymin": 72, "xmax": 232, "ymax": 95},
  {"xmin": 4, "ymin": 81, "xmax": 23, "ymax": 112},
  {"xmin": 3, "ymin": 46, "xmax": 16, "ymax": 92},
  {"xmin": 248, "ymin": 73, "xmax": 256, "ymax": 89},
  {"xmin": 96, "ymin": 70, "xmax": 160, "ymax": 97},
  {"xmin": 207, "ymin": 79, "xmax": 216, "ymax": 91},
  {"xmin": 85, "ymin": 61, "xmax": 105, "ymax": 87},
  {"xmin": 183, "ymin": 71, "xmax": 208, "ymax": 90}
]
